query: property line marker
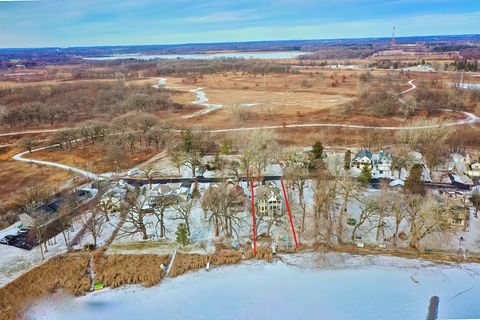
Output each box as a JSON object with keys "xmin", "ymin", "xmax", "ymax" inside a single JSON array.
[
  {"xmin": 280, "ymin": 180, "xmax": 299, "ymax": 250},
  {"xmin": 250, "ymin": 180, "xmax": 257, "ymax": 255}
]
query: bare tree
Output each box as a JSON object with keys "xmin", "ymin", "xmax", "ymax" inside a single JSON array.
[
  {"xmin": 400, "ymin": 94, "xmax": 417, "ymax": 119},
  {"xmin": 371, "ymin": 183, "xmax": 392, "ymax": 242},
  {"xmin": 83, "ymin": 211, "xmax": 105, "ymax": 247},
  {"xmin": 405, "ymin": 194, "xmax": 444, "ymax": 250},
  {"xmin": 351, "ymin": 197, "xmax": 376, "ymax": 241},
  {"xmin": 19, "ymin": 137, "xmax": 35, "ymax": 153},
  {"xmin": 152, "ymin": 194, "xmax": 176, "ymax": 238},
  {"xmin": 97, "ymin": 194, "xmax": 120, "ymax": 222},
  {"xmin": 283, "ymin": 158, "xmax": 310, "ymax": 233},
  {"xmin": 391, "ymin": 193, "xmax": 406, "ymax": 246},
  {"xmin": 202, "ymin": 183, "xmax": 245, "ymax": 238},
  {"xmin": 168, "ymin": 146, "xmax": 184, "ymax": 174},
  {"xmin": 141, "ymin": 167, "xmax": 161, "ymax": 189},
  {"xmin": 337, "ymin": 174, "xmax": 361, "ymax": 244},
  {"xmin": 312, "ymin": 172, "xmax": 338, "ymax": 246},
  {"xmin": 172, "ymin": 198, "xmax": 195, "ymax": 236},
  {"xmin": 183, "ymin": 150, "xmax": 202, "ymax": 178},
  {"xmin": 119, "ymin": 189, "xmax": 152, "ymax": 240}
]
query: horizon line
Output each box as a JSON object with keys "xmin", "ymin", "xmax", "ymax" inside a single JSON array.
[{"xmin": 1, "ymin": 33, "xmax": 479, "ymax": 51}]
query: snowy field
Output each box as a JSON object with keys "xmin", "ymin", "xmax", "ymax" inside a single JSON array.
[{"xmin": 27, "ymin": 252, "xmax": 480, "ymax": 320}]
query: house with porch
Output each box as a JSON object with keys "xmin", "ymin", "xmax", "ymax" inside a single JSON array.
[{"xmin": 255, "ymin": 183, "xmax": 282, "ymax": 217}]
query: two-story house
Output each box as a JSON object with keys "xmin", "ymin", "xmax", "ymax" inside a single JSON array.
[
  {"xmin": 255, "ymin": 184, "xmax": 282, "ymax": 216},
  {"xmin": 352, "ymin": 149, "xmax": 373, "ymax": 169}
]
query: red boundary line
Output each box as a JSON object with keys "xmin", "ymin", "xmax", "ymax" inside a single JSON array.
[
  {"xmin": 280, "ymin": 179, "xmax": 299, "ymax": 250},
  {"xmin": 250, "ymin": 180, "xmax": 257, "ymax": 254}
]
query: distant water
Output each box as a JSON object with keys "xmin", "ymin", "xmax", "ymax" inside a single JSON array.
[
  {"xmin": 83, "ymin": 51, "xmax": 306, "ymax": 61},
  {"xmin": 449, "ymin": 83, "xmax": 480, "ymax": 89},
  {"xmin": 26, "ymin": 253, "xmax": 480, "ymax": 320}
]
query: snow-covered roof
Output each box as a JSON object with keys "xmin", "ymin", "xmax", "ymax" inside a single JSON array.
[
  {"xmin": 353, "ymin": 149, "xmax": 372, "ymax": 161},
  {"xmin": 262, "ymin": 164, "xmax": 283, "ymax": 176},
  {"xmin": 389, "ymin": 179, "xmax": 404, "ymax": 187}
]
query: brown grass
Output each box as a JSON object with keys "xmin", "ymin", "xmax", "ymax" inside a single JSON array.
[
  {"xmin": 93, "ymin": 252, "xmax": 170, "ymax": 288},
  {"xmin": 28, "ymin": 143, "xmax": 158, "ymax": 174},
  {"xmin": 210, "ymin": 250, "xmax": 243, "ymax": 266},
  {"xmin": 168, "ymin": 253, "xmax": 209, "ymax": 278},
  {"xmin": 0, "ymin": 253, "xmax": 90, "ymax": 320}
]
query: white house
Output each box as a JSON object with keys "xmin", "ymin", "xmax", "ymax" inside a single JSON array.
[
  {"xmin": 352, "ymin": 149, "xmax": 373, "ymax": 169},
  {"xmin": 466, "ymin": 161, "xmax": 480, "ymax": 177},
  {"xmin": 372, "ymin": 151, "xmax": 392, "ymax": 179}
]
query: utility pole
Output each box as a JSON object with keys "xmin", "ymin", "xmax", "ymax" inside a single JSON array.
[{"xmin": 391, "ymin": 26, "xmax": 396, "ymax": 50}]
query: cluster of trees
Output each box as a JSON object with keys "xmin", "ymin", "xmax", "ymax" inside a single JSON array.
[
  {"xmin": 368, "ymin": 60, "xmax": 419, "ymax": 70},
  {"xmin": 397, "ymin": 120, "xmax": 480, "ymax": 175},
  {"xmin": 348, "ymin": 78, "xmax": 468, "ymax": 118},
  {"xmin": 16, "ymin": 112, "xmax": 175, "ymax": 172},
  {"xmin": 309, "ymin": 153, "xmax": 465, "ymax": 250},
  {"xmin": 0, "ymin": 81, "xmax": 180, "ymax": 128},
  {"xmin": 444, "ymin": 59, "xmax": 479, "ymax": 72}
]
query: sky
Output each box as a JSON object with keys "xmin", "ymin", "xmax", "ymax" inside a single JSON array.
[{"xmin": 0, "ymin": 0, "xmax": 479, "ymax": 48}]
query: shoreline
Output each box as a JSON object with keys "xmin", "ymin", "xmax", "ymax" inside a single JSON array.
[{"xmin": 2, "ymin": 242, "xmax": 480, "ymax": 319}]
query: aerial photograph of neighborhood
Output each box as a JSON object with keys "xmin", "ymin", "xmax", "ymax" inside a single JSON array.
[{"xmin": 1, "ymin": 0, "xmax": 480, "ymax": 319}]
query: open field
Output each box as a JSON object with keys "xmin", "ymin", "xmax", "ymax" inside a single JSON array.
[
  {"xmin": 157, "ymin": 69, "xmax": 477, "ymax": 130},
  {"xmin": 0, "ymin": 146, "xmax": 80, "ymax": 208},
  {"xmin": 25, "ymin": 143, "xmax": 159, "ymax": 174}
]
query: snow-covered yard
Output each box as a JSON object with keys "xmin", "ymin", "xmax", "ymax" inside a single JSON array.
[
  {"xmin": 0, "ymin": 219, "xmax": 81, "ymax": 287},
  {"xmin": 26, "ymin": 252, "xmax": 480, "ymax": 320}
]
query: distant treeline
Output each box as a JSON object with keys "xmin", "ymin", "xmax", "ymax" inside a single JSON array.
[
  {"xmin": 460, "ymin": 47, "xmax": 480, "ymax": 60},
  {"xmin": 298, "ymin": 45, "xmax": 381, "ymax": 60},
  {"xmin": 444, "ymin": 59, "xmax": 479, "ymax": 72},
  {"xmin": 431, "ymin": 45, "xmax": 473, "ymax": 52},
  {"xmin": 95, "ymin": 59, "xmax": 292, "ymax": 76},
  {"xmin": 2, "ymin": 34, "xmax": 479, "ymax": 68}
]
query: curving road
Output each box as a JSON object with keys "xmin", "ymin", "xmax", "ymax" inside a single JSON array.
[
  {"xmin": 12, "ymin": 144, "xmax": 99, "ymax": 180},
  {"xmin": 400, "ymin": 79, "xmax": 417, "ymax": 95}
]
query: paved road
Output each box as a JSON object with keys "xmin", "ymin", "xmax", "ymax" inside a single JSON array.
[{"xmin": 12, "ymin": 144, "xmax": 99, "ymax": 180}]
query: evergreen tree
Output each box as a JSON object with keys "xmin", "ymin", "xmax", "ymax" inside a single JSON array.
[
  {"xmin": 344, "ymin": 150, "xmax": 352, "ymax": 170},
  {"xmin": 358, "ymin": 165, "xmax": 372, "ymax": 186},
  {"xmin": 182, "ymin": 129, "xmax": 193, "ymax": 153},
  {"xmin": 404, "ymin": 163, "xmax": 425, "ymax": 195},
  {"xmin": 176, "ymin": 223, "xmax": 189, "ymax": 246},
  {"xmin": 220, "ymin": 139, "xmax": 232, "ymax": 155},
  {"xmin": 312, "ymin": 141, "xmax": 324, "ymax": 160}
]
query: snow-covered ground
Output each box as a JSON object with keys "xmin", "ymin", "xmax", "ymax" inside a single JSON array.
[
  {"xmin": 26, "ymin": 252, "xmax": 480, "ymax": 320},
  {"xmin": 0, "ymin": 219, "xmax": 82, "ymax": 287}
]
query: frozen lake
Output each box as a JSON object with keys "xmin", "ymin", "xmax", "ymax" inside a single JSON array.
[
  {"xmin": 83, "ymin": 51, "xmax": 306, "ymax": 61},
  {"xmin": 449, "ymin": 83, "xmax": 480, "ymax": 89},
  {"xmin": 27, "ymin": 253, "xmax": 480, "ymax": 320}
]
